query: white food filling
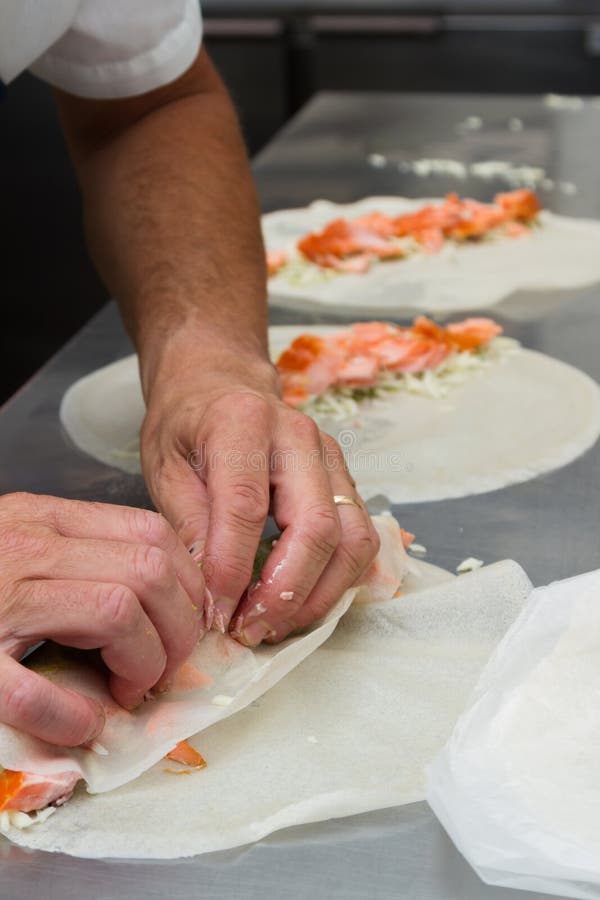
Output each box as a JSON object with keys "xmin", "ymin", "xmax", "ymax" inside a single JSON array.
[
  {"xmin": 211, "ymin": 694, "xmax": 234, "ymax": 707},
  {"xmin": 0, "ymin": 805, "xmax": 56, "ymax": 832},
  {"xmin": 408, "ymin": 543, "xmax": 427, "ymax": 556},
  {"xmin": 543, "ymin": 93, "xmax": 584, "ymax": 111},
  {"xmin": 457, "ymin": 557, "xmax": 484, "ymax": 573}
]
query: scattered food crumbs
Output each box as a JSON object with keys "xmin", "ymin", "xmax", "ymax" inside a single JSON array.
[
  {"xmin": 253, "ymin": 602, "xmax": 267, "ymax": 614},
  {"xmin": 508, "ymin": 117, "xmax": 524, "ymax": 132},
  {"xmin": 408, "ymin": 543, "xmax": 427, "ymax": 556},
  {"xmin": 408, "ymin": 158, "xmax": 467, "ymax": 179},
  {"xmin": 280, "ymin": 591, "xmax": 294, "ymax": 601},
  {"xmin": 544, "ymin": 93, "xmax": 584, "ymax": 111},
  {"xmin": 211, "ymin": 694, "xmax": 234, "ymax": 707},
  {"xmin": 457, "ymin": 557, "xmax": 484, "ymax": 573},
  {"xmin": 469, "ymin": 160, "xmax": 546, "ymax": 188},
  {"xmin": 307, "ymin": 736, "xmax": 318, "ymax": 744},
  {"xmin": 163, "ymin": 769, "xmax": 192, "ymax": 776},
  {"xmin": 456, "ymin": 115, "xmax": 482, "ymax": 134},
  {"xmin": 559, "ymin": 181, "xmax": 577, "ymax": 196},
  {"xmin": 90, "ymin": 741, "xmax": 109, "ymax": 756},
  {"xmin": 367, "ymin": 153, "xmax": 387, "ymax": 168},
  {"xmin": 271, "ymin": 539, "xmax": 278, "ymax": 547}
]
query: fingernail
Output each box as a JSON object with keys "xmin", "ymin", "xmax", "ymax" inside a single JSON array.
[
  {"xmin": 154, "ymin": 678, "xmax": 172, "ymax": 695},
  {"xmin": 188, "ymin": 541, "xmax": 204, "ymax": 560},
  {"xmin": 83, "ymin": 701, "xmax": 105, "ymax": 744},
  {"xmin": 120, "ymin": 690, "xmax": 145, "ymax": 712},
  {"xmin": 212, "ymin": 597, "xmax": 236, "ymax": 633},
  {"xmin": 203, "ymin": 588, "xmax": 215, "ymax": 631},
  {"xmin": 89, "ymin": 740, "xmax": 109, "ymax": 756},
  {"xmin": 233, "ymin": 619, "xmax": 276, "ymax": 648}
]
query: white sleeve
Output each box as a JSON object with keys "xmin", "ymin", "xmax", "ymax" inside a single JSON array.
[{"xmin": 30, "ymin": 0, "xmax": 202, "ymax": 99}]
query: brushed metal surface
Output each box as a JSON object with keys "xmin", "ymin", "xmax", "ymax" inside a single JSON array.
[{"xmin": 2, "ymin": 91, "xmax": 599, "ymax": 898}]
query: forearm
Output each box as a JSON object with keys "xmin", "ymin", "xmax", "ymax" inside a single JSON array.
[{"xmin": 56, "ymin": 51, "xmax": 269, "ymax": 398}]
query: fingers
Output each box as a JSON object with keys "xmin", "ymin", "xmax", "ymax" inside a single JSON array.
[
  {"xmin": 141, "ymin": 451, "xmax": 212, "ymax": 626},
  {"xmin": 266, "ymin": 445, "xmax": 379, "ymax": 642},
  {"xmin": 39, "ymin": 537, "xmax": 203, "ymax": 688},
  {"xmin": 48, "ymin": 497, "xmax": 206, "ymax": 613},
  {"xmin": 231, "ymin": 428, "xmax": 379, "ymax": 646},
  {"xmin": 13, "ymin": 579, "xmax": 169, "ymax": 710},
  {"xmin": 0, "ymin": 653, "xmax": 104, "ymax": 747},
  {"xmin": 230, "ymin": 416, "xmax": 342, "ymax": 646},
  {"xmin": 197, "ymin": 395, "xmax": 272, "ymax": 632}
]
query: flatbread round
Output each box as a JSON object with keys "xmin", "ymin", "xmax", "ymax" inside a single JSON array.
[
  {"xmin": 264, "ymin": 197, "xmax": 600, "ymax": 316},
  {"xmin": 61, "ymin": 326, "xmax": 600, "ymax": 503},
  {"xmin": 2, "ymin": 561, "xmax": 531, "ymax": 859}
]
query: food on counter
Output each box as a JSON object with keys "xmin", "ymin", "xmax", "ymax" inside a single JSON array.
[
  {"xmin": 0, "ymin": 737, "xmax": 205, "ymax": 827},
  {"xmin": 268, "ymin": 189, "xmax": 541, "ymax": 276},
  {"xmin": 266, "ymin": 249, "xmax": 288, "ymax": 275},
  {"xmin": 0, "ymin": 768, "xmax": 80, "ymax": 815},
  {"xmin": 276, "ymin": 316, "xmax": 504, "ymax": 411},
  {"xmin": 164, "ymin": 740, "xmax": 207, "ymax": 769}
]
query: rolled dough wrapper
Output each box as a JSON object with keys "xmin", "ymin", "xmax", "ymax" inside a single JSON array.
[
  {"xmin": 61, "ymin": 327, "xmax": 600, "ymax": 504},
  {"xmin": 263, "ymin": 197, "xmax": 600, "ymax": 316},
  {"xmin": 2, "ymin": 559, "xmax": 531, "ymax": 859},
  {"xmin": 0, "ymin": 515, "xmax": 443, "ymax": 804}
]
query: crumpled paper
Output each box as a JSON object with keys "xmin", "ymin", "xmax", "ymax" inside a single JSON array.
[
  {"xmin": 427, "ymin": 568, "xmax": 600, "ymax": 900},
  {"xmin": 2, "ymin": 560, "xmax": 531, "ymax": 859}
]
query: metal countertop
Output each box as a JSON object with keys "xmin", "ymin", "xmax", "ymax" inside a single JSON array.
[
  {"xmin": 2, "ymin": 91, "xmax": 600, "ymax": 899},
  {"xmin": 201, "ymin": 2, "xmax": 598, "ymax": 16}
]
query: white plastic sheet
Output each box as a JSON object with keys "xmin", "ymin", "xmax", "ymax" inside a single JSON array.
[{"xmin": 427, "ymin": 568, "xmax": 600, "ymax": 900}]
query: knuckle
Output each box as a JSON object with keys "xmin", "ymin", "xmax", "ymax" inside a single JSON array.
[
  {"xmin": 1, "ymin": 675, "xmax": 43, "ymax": 725},
  {"xmin": 102, "ymin": 584, "xmax": 141, "ymax": 635},
  {"xmin": 172, "ymin": 512, "xmax": 206, "ymax": 543},
  {"xmin": 320, "ymin": 432, "xmax": 342, "ymax": 456},
  {"xmin": 2, "ymin": 491, "xmax": 44, "ymax": 513},
  {"xmin": 227, "ymin": 480, "xmax": 269, "ymax": 528},
  {"xmin": 235, "ymin": 391, "xmax": 269, "ymax": 418},
  {"xmin": 290, "ymin": 413, "xmax": 321, "ymax": 445},
  {"xmin": 339, "ymin": 523, "xmax": 379, "ymax": 576},
  {"xmin": 0, "ymin": 522, "xmax": 55, "ymax": 562},
  {"xmin": 133, "ymin": 544, "xmax": 174, "ymax": 588},
  {"xmin": 203, "ymin": 552, "xmax": 250, "ymax": 591},
  {"xmin": 300, "ymin": 506, "xmax": 341, "ymax": 558},
  {"xmin": 130, "ymin": 508, "xmax": 176, "ymax": 552}
]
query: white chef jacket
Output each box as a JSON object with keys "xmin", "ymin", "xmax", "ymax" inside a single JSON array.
[{"xmin": 0, "ymin": 0, "xmax": 202, "ymax": 99}]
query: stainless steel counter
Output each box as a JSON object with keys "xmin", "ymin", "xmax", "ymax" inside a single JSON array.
[{"xmin": 2, "ymin": 91, "xmax": 600, "ymax": 898}]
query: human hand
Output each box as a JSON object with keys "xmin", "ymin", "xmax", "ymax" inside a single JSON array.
[
  {"xmin": 140, "ymin": 342, "xmax": 380, "ymax": 647},
  {"xmin": 0, "ymin": 493, "xmax": 205, "ymax": 746}
]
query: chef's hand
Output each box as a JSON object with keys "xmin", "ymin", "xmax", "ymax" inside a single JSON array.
[
  {"xmin": 140, "ymin": 344, "xmax": 380, "ymax": 647},
  {"xmin": 0, "ymin": 493, "xmax": 205, "ymax": 746}
]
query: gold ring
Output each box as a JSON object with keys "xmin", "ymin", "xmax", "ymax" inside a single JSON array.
[{"xmin": 333, "ymin": 494, "xmax": 362, "ymax": 509}]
